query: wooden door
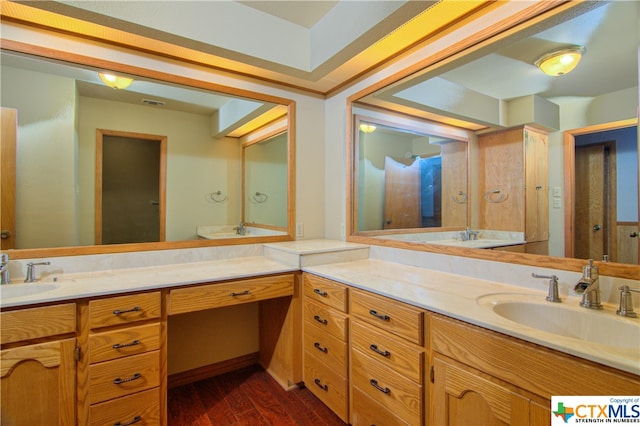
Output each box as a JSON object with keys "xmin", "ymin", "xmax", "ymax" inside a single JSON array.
[
  {"xmin": 383, "ymin": 156, "xmax": 421, "ymax": 229},
  {"xmin": 441, "ymin": 141, "xmax": 468, "ymax": 228},
  {"xmin": 96, "ymin": 130, "xmax": 167, "ymax": 245},
  {"xmin": 574, "ymin": 144, "xmax": 616, "ymax": 260},
  {"xmin": 1, "ymin": 338, "xmax": 76, "ymax": 425},
  {"xmin": 524, "ymin": 128, "xmax": 549, "ymax": 242},
  {"xmin": 0, "ymin": 107, "xmax": 17, "ymax": 250},
  {"xmin": 431, "ymin": 355, "xmax": 530, "ymax": 426}
]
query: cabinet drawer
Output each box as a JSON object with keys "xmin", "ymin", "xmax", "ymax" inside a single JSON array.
[
  {"xmin": 170, "ymin": 274, "xmax": 294, "ymax": 315},
  {"xmin": 89, "ymin": 387, "xmax": 160, "ymax": 426},
  {"xmin": 89, "ymin": 323, "xmax": 161, "ymax": 364},
  {"xmin": 303, "ymin": 322, "xmax": 347, "ymax": 374},
  {"xmin": 351, "ymin": 321, "xmax": 423, "ymax": 384},
  {"xmin": 1, "ymin": 303, "xmax": 76, "ymax": 344},
  {"xmin": 89, "ymin": 292, "xmax": 160, "ymax": 329},
  {"xmin": 89, "ymin": 351, "xmax": 160, "ymax": 404},
  {"xmin": 351, "ymin": 386, "xmax": 410, "ymax": 426},
  {"xmin": 303, "ymin": 274, "xmax": 348, "ymax": 313},
  {"xmin": 303, "ymin": 352, "xmax": 348, "ymax": 422},
  {"xmin": 303, "ymin": 300, "xmax": 348, "ymax": 341},
  {"xmin": 351, "ymin": 348, "xmax": 422, "ymax": 425},
  {"xmin": 351, "ymin": 290, "xmax": 423, "ymax": 345}
]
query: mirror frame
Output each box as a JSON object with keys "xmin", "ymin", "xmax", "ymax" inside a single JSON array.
[
  {"xmin": 346, "ymin": 3, "xmax": 639, "ymax": 280},
  {"xmin": 1, "ymin": 40, "xmax": 296, "ymax": 259}
]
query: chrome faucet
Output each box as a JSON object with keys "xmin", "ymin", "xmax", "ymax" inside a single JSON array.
[
  {"xmin": 233, "ymin": 222, "xmax": 245, "ymax": 236},
  {"xmin": 532, "ymin": 273, "xmax": 561, "ymax": 303},
  {"xmin": 573, "ymin": 259, "xmax": 602, "ymax": 309},
  {"xmin": 460, "ymin": 227, "xmax": 479, "ymax": 241},
  {"xmin": 0, "ymin": 253, "xmax": 10, "ymax": 284},
  {"xmin": 24, "ymin": 261, "xmax": 51, "ymax": 283}
]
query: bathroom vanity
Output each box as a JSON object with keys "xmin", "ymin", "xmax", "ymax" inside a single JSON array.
[{"xmin": 1, "ymin": 241, "xmax": 638, "ymax": 425}]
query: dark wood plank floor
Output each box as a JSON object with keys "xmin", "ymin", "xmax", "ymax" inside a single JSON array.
[{"xmin": 167, "ymin": 365, "xmax": 348, "ymax": 425}]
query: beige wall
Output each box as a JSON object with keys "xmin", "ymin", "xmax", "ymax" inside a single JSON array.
[{"xmin": 1, "ymin": 66, "xmax": 78, "ymax": 248}]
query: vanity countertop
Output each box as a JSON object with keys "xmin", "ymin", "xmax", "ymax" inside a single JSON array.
[
  {"xmin": 2, "ymin": 243, "xmax": 637, "ymax": 376},
  {"xmin": 0, "ymin": 256, "xmax": 298, "ymax": 309},
  {"xmin": 303, "ymin": 258, "xmax": 640, "ymax": 376}
]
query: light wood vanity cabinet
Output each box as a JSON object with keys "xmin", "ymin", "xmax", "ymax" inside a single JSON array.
[
  {"xmin": 430, "ymin": 314, "xmax": 640, "ymax": 426},
  {"xmin": 84, "ymin": 292, "xmax": 162, "ymax": 426},
  {"xmin": 350, "ymin": 289, "xmax": 425, "ymax": 426},
  {"xmin": 302, "ymin": 274, "xmax": 350, "ymax": 422},
  {"xmin": 0, "ymin": 303, "xmax": 77, "ymax": 426},
  {"xmin": 479, "ymin": 125, "xmax": 549, "ymax": 253}
]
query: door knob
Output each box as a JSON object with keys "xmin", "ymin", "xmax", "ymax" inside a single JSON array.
[
  {"xmin": 631, "ymin": 232, "xmax": 639, "ymax": 238},
  {"xmin": 593, "ymin": 224, "xmax": 601, "ymax": 231},
  {"xmin": 0, "ymin": 230, "xmax": 11, "ymax": 239}
]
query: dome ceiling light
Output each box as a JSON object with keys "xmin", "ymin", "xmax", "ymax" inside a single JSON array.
[
  {"xmin": 98, "ymin": 72, "xmax": 134, "ymax": 89},
  {"xmin": 534, "ymin": 46, "xmax": 585, "ymax": 76}
]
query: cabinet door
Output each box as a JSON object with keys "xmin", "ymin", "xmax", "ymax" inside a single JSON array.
[
  {"xmin": 432, "ymin": 355, "xmax": 530, "ymax": 426},
  {"xmin": 524, "ymin": 127, "xmax": 549, "ymax": 242},
  {"xmin": 1, "ymin": 338, "xmax": 76, "ymax": 425}
]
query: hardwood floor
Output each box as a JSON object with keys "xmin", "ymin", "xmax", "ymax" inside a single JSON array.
[{"xmin": 167, "ymin": 365, "xmax": 347, "ymax": 425}]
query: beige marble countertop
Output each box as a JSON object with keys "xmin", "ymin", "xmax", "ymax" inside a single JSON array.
[
  {"xmin": 304, "ymin": 259, "xmax": 640, "ymax": 376},
  {"xmin": 0, "ymin": 256, "xmax": 297, "ymax": 309}
]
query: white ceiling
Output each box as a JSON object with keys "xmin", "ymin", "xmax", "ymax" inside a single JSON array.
[{"xmin": 236, "ymin": 0, "xmax": 339, "ymax": 28}]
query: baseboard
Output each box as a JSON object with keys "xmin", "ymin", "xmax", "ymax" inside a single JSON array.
[{"xmin": 168, "ymin": 352, "xmax": 260, "ymax": 389}]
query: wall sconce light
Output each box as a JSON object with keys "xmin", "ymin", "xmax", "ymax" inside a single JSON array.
[
  {"xmin": 98, "ymin": 72, "xmax": 134, "ymax": 89},
  {"xmin": 535, "ymin": 46, "xmax": 585, "ymax": 76},
  {"xmin": 359, "ymin": 123, "xmax": 377, "ymax": 133}
]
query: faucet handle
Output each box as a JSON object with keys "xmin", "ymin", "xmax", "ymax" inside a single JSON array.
[
  {"xmin": 532, "ymin": 273, "xmax": 561, "ymax": 303},
  {"xmin": 24, "ymin": 261, "xmax": 51, "ymax": 283},
  {"xmin": 616, "ymin": 286, "xmax": 640, "ymax": 318}
]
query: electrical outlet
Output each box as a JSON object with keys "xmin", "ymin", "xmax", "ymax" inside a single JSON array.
[
  {"xmin": 296, "ymin": 223, "xmax": 304, "ymax": 237},
  {"xmin": 553, "ymin": 198, "xmax": 562, "ymax": 209}
]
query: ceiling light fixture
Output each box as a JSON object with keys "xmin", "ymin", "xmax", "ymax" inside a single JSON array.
[
  {"xmin": 535, "ymin": 46, "xmax": 585, "ymax": 76},
  {"xmin": 98, "ymin": 72, "xmax": 134, "ymax": 89},
  {"xmin": 359, "ymin": 123, "xmax": 377, "ymax": 133}
]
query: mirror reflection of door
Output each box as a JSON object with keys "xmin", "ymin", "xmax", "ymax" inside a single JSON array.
[
  {"xmin": 574, "ymin": 144, "xmax": 614, "ymax": 261},
  {"xmin": 96, "ymin": 130, "xmax": 166, "ymax": 245},
  {"xmin": 0, "ymin": 107, "xmax": 17, "ymax": 250},
  {"xmin": 383, "ymin": 156, "xmax": 421, "ymax": 229},
  {"xmin": 573, "ymin": 124, "xmax": 639, "ymax": 264}
]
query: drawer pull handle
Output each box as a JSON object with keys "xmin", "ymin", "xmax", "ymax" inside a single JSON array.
[
  {"xmin": 370, "ymin": 379, "xmax": 390, "ymax": 394},
  {"xmin": 113, "ymin": 372, "xmax": 142, "ymax": 384},
  {"xmin": 113, "ymin": 306, "xmax": 142, "ymax": 315},
  {"xmin": 230, "ymin": 290, "xmax": 251, "ymax": 296},
  {"xmin": 314, "ymin": 378, "xmax": 328, "ymax": 391},
  {"xmin": 112, "ymin": 340, "xmax": 141, "ymax": 350},
  {"xmin": 369, "ymin": 344, "xmax": 391, "ymax": 358},
  {"xmin": 369, "ymin": 310, "xmax": 390, "ymax": 321},
  {"xmin": 114, "ymin": 416, "xmax": 141, "ymax": 426},
  {"xmin": 314, "ymin": 342, "xmax": 328, "ymax": 353},
  {"xmin": 313, "ymin": 315, "xmax": 328, "ymax": 325},
  {"xmin": 313, "ymin": 288, "xmax": 328, "ymax": 297}
]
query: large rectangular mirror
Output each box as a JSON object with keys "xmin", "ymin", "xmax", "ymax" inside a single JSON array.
[
  {"xmin": 348, "ymin": 1, "xmax": 638, "ymax": 276},
  {"xmin": 0, "ymin": 48, "xmax": 295, "ymax": 257}
]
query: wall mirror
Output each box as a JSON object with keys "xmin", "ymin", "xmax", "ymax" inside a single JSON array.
[
  {"xmin": 348, "ymin": 1, "xmax": 638, "ymax": 277},
  {"xmin": 352, "ymin": 112, "xmax": 470, "ymax": 234},
  {"xmin": 242, "ymin": 127, "xmax": 289, "ymax": 229},
  {"xmin": 0, "ymin": 48, "xmax": 295, "ymax": 258}
]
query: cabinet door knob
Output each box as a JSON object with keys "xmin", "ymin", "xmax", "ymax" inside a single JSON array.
[
  {"xmin": 630, "ymin": 232, "xmax": 639, "ymax": 238},
  {"xmin": 593, "ymin": 224, "xmax": 601, "ymax": 231}
]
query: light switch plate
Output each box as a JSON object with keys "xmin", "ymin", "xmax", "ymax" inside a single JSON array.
[
  {"xmin": 553, "ymin": 186, "xmax": 562, "ymax": 197},
  {"xmin": 553, "ymin": 198, "xmax": 562, "ymax": 208}
]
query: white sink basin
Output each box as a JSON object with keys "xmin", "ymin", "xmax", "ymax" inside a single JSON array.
[
  {"xmin": 0, "ymin": 283, "xmax": 58, "ymax": 299},
  {"xmin": 478, "ymin": 294, "xmax": 639, "ymax": 349}
]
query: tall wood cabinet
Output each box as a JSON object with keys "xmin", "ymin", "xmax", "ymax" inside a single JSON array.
[
  {"xmin": 1, "ymin": 304, "xmax": 77, "ymax": 425},
  {"xmin": 478, "ymin": 125, "xmax": 549, "ymax": 253}
]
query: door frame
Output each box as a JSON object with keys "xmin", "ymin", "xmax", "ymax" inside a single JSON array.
[
  {"xmin": 0, "ymin": 108, "xmax": 17, "ymax": 250},
  {"xmin": 95, "ymin": 129, "xmax": 167, "ymax": 244},
  {"xmin": 563, "ymin": 118, "xmax": 636, "ymax": 258}
]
